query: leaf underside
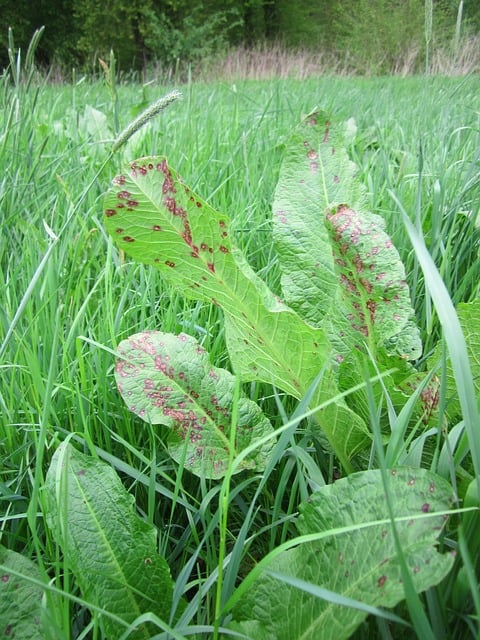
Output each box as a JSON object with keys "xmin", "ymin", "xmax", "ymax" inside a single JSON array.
[
  {"xmin": 115, "ymin": 330, "xmax": 275, "ymax": 478},
  {"xmin": 230, "ymin": 467, "xmax": 455, "ymax": 640},
  {"xmin": 272, "ymin": 110, "xmax": 369, "ymax": 326}
]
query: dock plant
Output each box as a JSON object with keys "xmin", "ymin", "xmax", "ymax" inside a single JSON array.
[{"xmin": 1, "ymin": 61, "xmax": 479, "ymax": 637}]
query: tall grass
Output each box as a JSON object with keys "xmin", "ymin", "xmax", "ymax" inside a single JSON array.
[{"xmin": 1, "ymin": 43, "xmax": 479, "ymax": 638}]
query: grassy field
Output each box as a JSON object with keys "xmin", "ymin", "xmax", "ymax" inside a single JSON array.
[{"xmin": 1, "ymin": 58, "xmax": 479, "ymax": 639}]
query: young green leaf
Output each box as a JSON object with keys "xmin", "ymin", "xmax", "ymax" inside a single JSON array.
[
  {"xmin": 0, "ymin": 546, "xmax": 44, "ymax": 639},
  {"xmin": 115, "ymin": 330, "xmax": 275, "ymax": 478},
  {"xmin": 230, "ymin": 468, "xmax": 455, "ymax": 640},
  {"xmin": 44, "ymin": 442, "xmax": 179, "ymax": 640},
  {"xmin": 272, "ymin": 111, "xmax": 368, "ymax": 326},
  {"xmin": 337, "ymin": 348, "xmax": 440, "ymax": 435}
]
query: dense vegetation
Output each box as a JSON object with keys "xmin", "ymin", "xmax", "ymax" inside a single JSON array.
[
  {"xmin": 1, "ymin": 0, "xmax": 480, "ymax": 74},
  {"xmin": 1, "ymin": 30, "xmax": 479, "ymax": 640}
]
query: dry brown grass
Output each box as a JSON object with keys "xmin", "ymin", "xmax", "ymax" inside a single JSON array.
[
  {"xmin": 198, "ymin": 43, "xmax": 347, "ymax": 81},
  {"xmin": 196, "ymin": 36, "xmax": 480, "ymax": 81},
  {"xmin": 429, "ymin": 33, "xmax": 480, "ymax": 75}
]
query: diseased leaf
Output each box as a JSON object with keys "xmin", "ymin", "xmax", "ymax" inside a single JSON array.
[
  {"xmin": 230, "ymin": 468, "xmax": 455, "ymax": 640},
  {"xmin": 44, "ymin": 442, "xmax": 178, "ymax": 640},
  {"xmin": 115, "ymin": 330, "xmax": 275, "ymax": 478},
  {"xmin": 103, "ymin": 157, "xmax": 329, "ymax": 397},
  {"xmin": 272, "ymin": 111, "xmax": 368, "ymax": 325},
  {"xmin": 325, "ymin": 204, "xmax": 422, "ymax": 362},
  {"xmin": 104, "ymin": 157, "xmax": 370, "ymax": 468},
  {"xmin": 0, "ymin": 546, "xmax": 44, "ymax": 639},
  {"xmin": 272, "ymin": 114, "xmax": 421, "ymax": 365}
]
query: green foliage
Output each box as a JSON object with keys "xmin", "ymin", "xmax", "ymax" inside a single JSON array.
[
  {"xmin": 139, "ymin": 3, "xmax": 242, "ymax": 69},
  {"xmin": 228, "ymin": 468, "xmax": 455, "ymax": 639},
  {"xmin": 331, "ymin": 0, "xmax": 457, "ymax": 74},
  {"xmin": 73, "ymin": 0, "xmax": 147, "ymax": 70},
  {"xmin": 0, "ymin": 546, "xmax": 45, "ymax": 639},
  {"xmin": 103, "ymin": 112, "xmax": 434, "ymax": 472},
  {"xmin": 115, "ymin": 330, "xmax": 275, "ymax": 478},
  {"xmin": 267, "ymin": 0, "xmax": 334, "ymax": 48},
  {"xmin": 44, "ymin": 442, "xmax": 180, "ymax": 639},
  {"xmin": 1, "ymin": 0, "xmax": 475, "ymax": 73},
  {"xmin": 430, "ymin": 298, "xmax": 480, "ymax": 421},
  {"xmin": 1, "ymin": 37, "xmax": 479, "ymax": 638}
]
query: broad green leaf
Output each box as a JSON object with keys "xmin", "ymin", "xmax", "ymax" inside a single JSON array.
[
  {"xmin": 230, "ymin": 468, "xmax": 455, "ymax": 640},
  {"xmin": 0, "ymin": 546, "xmax": 44, "ymax": 639},
  {"xmin": 272, "ymin": 111, "xmax": 368, "ymax": 325},
  {"xmin": 115, "ymin": 330, "xmax": 275, "ymax": 478},
  {"xmin": 44, "ymin": 442, "xmax": 178, "ymax": 640},
  {"xmin": 104, "ymin": 157, "xmax": 370, "ymax": 467},
  {"xmin": 430, "ymin": 298, "xmax": 480, "ymax": 419},
  {"xmin": 325, "ymin": 204, "xmax": 422, "ymax": 362}
]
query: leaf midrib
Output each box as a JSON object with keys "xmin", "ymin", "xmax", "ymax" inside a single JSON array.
[{"xmin": 64, "ymin": 450, "xmax": 156, "ymax": 638}]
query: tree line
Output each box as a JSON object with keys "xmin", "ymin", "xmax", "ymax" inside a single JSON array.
[{"xmin": 1, "ymin": 0, "xmax": 479, "ymax": 74}]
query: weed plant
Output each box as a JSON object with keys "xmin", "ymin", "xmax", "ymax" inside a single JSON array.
[{"xmin": 0, "ymin": 44, "xmax": 479, "ymax": 639}]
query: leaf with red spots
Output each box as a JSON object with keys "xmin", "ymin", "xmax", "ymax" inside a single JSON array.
[
  {"xmin": 272, "ymin": 111, "xmax": 368, "ymax": 326},
  {"xmin": 272, "ymin": 113, "xmax": 421, "ymax": 364},
  {"xmin": 115, "ymin": 330, "xmax": 275, "ymax": 478},
  {"xmin": 44, "ymin": 442, "xmax": 180, "ymax": 639},
  {"xmin": 104, "ymin": 157, "xmax": 370, "ymax": 469},
  {"xmin": 325, "ymin": 204, "xmax": 422, "ymax": 362},
  {"xmin": 0, "ymin": 546, "xmax": 44, "ymax": 639},
  {"xmin": 229, "ymin": 468, "xmax": 455, "ymax": 640},
  {"xmin": 103, "ymin": 157, "xmax": 328, "ymax": 397}
]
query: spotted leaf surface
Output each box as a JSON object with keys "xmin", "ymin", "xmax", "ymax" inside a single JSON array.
[
  {"xmin": 325, "ymin": 204, "xmax": 422, "ymax": 361},
  {"xmin": 104, "ymin": 157, "xmax": 329, "ymax": 398},
  {"xmin": 44, "ymin": 442, "xmax": 178, "ymax": 640},
  {"xmin": 0, "ymin": 546, "xmax": 44, "ymax": 639},
  {"xmin": 230, "ymin": 468, "xmax": 455, "ymax": 640},
  {"xmin": 273, "ymin": 111, "xmax": 368, "ymax": 326},
  {"xmin": 115, "ymin": 330, "xmax": 275, "ymax": 478},
  {"xmin": 104, "ymin": 157, "xmax": 370, "ymax": 467}
]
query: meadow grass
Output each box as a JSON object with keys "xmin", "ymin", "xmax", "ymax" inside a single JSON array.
[{"xmin": 1, "ymin": 63, "xmax": 479, "ymax": 638}]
